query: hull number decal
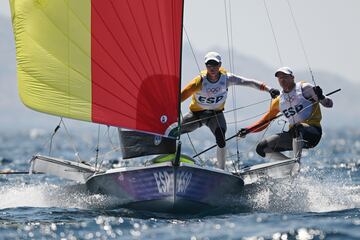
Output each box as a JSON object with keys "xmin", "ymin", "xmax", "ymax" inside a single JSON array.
[
  {"xmin": 177, "ymin": 171, "xmax": 192, "ymax": 193},
  {"xmin": 153, "ymin": 171, "xmax": 172, "ymax": 193},
  {"xmin": 153, "ymin": 171, "xmax": 192, "ymax": 194}
]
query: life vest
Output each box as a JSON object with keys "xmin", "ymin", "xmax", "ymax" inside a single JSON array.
[
  {"xmin": 190, "ymin": 70, "xmax": 228, "ymax": 111},
  {"xmin": 279, "ymin": 82, "xmax": 322, "ymax": 127}
]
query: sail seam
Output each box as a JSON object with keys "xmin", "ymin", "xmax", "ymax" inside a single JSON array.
[
  {"xmin": 110, "ymin": 1, "xmax": 150, "ymax": 77},
  {"xmin": 91, "ymin": 3, "xmax": 141, "ymax": 90}
]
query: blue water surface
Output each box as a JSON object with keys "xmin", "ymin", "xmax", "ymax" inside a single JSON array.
[{"xmin": 0, "ymin": 128, "xmax": 359, "ymax": 239}]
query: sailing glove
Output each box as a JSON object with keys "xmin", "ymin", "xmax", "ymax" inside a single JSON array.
[
  {"xmin": 269, "ymin": 88, "xmax": 280, "ymax": 99},
  {"xmin": 313, "ymin": 86, "xmax": 325, "ymax": 100},
  {"xmin": 237, "ymin": 128, "xmax": 249, "ymax": 138}
]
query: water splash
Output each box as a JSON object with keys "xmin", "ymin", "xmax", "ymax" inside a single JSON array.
[
  {"xmin": 0, "ymin": 182, "xmax": 122, "ymax": 210},
  {"xmin": 249, "ymin": 167, "xmax": 360, "ymax": 213}
]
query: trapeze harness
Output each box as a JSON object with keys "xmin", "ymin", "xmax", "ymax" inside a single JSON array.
[
  {"xmin": 279, "ymin": 82, "xmax": 314, "ymax": 126},
  {"xmin": 190, "ymin": 72, "xmax": 228, "ymax": 112},
  {"xmin": 182, "ymin": 72, "xmax": 229, "ymax": 148},
  {"xmin": 256, "ymin": 82, "xmax": 322, "ymax": 157}
]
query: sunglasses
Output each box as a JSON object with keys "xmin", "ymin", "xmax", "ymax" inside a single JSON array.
[{"xmin": 205, "ymin": 60, "xmax": 220, "ymax": 67}]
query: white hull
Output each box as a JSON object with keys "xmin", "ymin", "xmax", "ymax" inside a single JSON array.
[
  {"xmin": 30, "ymin": 155, "xmax": 98, "ymax": 183},
  {"xmin": 239, "ymin": 159, "xmax": 300, "ymax": 185}
]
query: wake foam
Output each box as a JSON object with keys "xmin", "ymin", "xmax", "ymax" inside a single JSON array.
[
  {"xmin": 247, "ymin": 168, "xmax": 360, "ymax": 213},
  {"xmin": 1, "ymin": 168, "xmax": 358, "ymax": 214},
  {"xmin": 0, "ymin": 182, "xmax": 124, "ymax": 210}
]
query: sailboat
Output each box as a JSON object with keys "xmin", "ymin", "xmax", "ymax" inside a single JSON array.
[{"xmin": 10, "ymin": 0, "xmax": 299, "ymax": 213}]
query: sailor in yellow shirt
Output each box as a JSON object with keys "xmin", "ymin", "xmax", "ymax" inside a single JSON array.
[
  {"xmin": 239, "ymin": 67, "xmax": 333, "ymax": 161},
  {"xmin": 181, "ymin": 52, "xmax": 280, "ymax": 169}
]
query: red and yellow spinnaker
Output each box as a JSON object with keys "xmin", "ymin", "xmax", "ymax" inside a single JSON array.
[{"xmin": 10, "ymin": 0, "xmax": 183, "ymax": 136}]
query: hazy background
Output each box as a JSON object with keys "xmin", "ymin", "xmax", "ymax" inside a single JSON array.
[{"xmin": 0, "ymin": 0, "xmax": 359, "ymax": 135}]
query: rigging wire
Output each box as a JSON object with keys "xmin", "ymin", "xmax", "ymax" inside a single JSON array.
[
  {"xmin": 264, "ymin": 0, "xmax": 320, "ymax": 137},
  {"xmin": 182, "ymin": 26, "xmax": 205, "ymax": 163},
  {"xmin": 285, "ymin": 0, "xmax": 317, "ymax": 86},
  {"xmin": 181, "ymin": 98, "xmax": 270, "ymax": 128},
  {"xmin": 224, "ymin": 0, "xmax": 235, "ymax": 72},
  {"xmin": 106, "ymin": 126, "xmax": 118, "ymax": 150},
  {"xmin": 181, "ymin": 113, "xmax": 205, "ymax": 165},
  {"xmin": 95, "ymin": 146, "xmax": 122, "ymax": 161},
  {"xmin": 262, "ymin": 0, "xmax": 302, "ymax": 133},
  {"xmin": 182, "ymin": 1, "xmax": 320, "ymax": 166},
  {"xmin": 262, "ymin": 0, "xmax": 284, "ymax": 66},
  {"xmin": 228, "ymin": 113, "xmax": 278, "ymax": 172},
  {"xmin": 255, "ymin": 118, "xmax": 287, "ymax": 163},
  {"xmin": 228, "ymin": 1, "xmax": 235, "ymax": 72},
  {"xmin": 192, "ymin": 85, "xmax": 341, "ymax": 160},
  {"xmin": 91, "ymin": 126, "xmax": 123, "ymax": 170},
  {"xmin": 96, "ymin": 125, "xmax": 118, "ymax": 171},
  {"xmin": 183, "ymin": 26, "xmax": 201, "ymax": 73},
  {"xmin": 224, "ymin": 0, "xmax": 241, "ymax": 168},
  {"xmin": 223, "ymin": 98, "xmax": 270, "ymax": 114},
  {"xmin": 48, "ymin": 118, "xmax": 62, "ymax": 156},
  {"xmin": 60, "ymin": 119, "xmax": 81, "ymax": 162},
  {"xmin": 94, "ymin": 124, "xmax": 101, "ymax": 169},
  {"xmin": 260, "ymin": 0, "xmax": 299, "ymax": 151},
  {"xmin": 226, "ymin": 111, "xmax": 268, "ymax": 125}
]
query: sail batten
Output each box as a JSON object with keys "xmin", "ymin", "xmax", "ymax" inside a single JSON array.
[{"xmin": 11, "ymin": 0, "xmax": 183, "ymax": 136}]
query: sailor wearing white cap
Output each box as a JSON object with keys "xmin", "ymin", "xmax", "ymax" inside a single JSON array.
[
  {"xmin": 239, "ymin": 66, "xmax": 333, "ymax": 161},
  {"xmin": 180, "ymin": 51, "xmax": 280, "ymax": 170}
]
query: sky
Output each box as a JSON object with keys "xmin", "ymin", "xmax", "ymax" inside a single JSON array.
[
  {"xmin": 183, "ymin": 0, "xmax": 360, "ymax": 84},
  {"xmin": 0, "ymin": 0, "xmax": 359, "ymax": 132},
  {"xmin": 1, "ymin": 0, "xmax": 360, "ymax": 84}
]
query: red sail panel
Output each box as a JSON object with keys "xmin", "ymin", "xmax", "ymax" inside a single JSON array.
[{"xmin": 91, "ymin": 0, "xmax": 183, "ymax": 136}]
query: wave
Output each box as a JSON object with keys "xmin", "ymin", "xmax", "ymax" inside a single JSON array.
[
  {"xmin": 246, "ymin": 167, "xmax": 360, "ymax": 213},
  {"xmin": 0, "ymin": 182, "xmax": 123, "ymax": 210}
]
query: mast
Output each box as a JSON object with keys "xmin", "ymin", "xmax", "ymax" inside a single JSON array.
[{"xmin": 173, "ymin": 0, "xmax": 185, "ymax": 166}]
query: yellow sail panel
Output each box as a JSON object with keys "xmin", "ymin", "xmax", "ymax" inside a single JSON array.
[{"xmin": 10, "ymin": 0, "xmax": 92, "ymax": 121}]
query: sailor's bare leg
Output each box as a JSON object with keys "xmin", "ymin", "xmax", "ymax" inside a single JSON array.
[
  {"xmin": 292, "ymin": 132, "xmax": 303, "ymax": 160},
  {"xmin": 216, "ymin": 146, "xmax": 226, "ymax": 170}
]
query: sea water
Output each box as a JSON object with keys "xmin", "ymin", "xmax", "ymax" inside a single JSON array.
[{"xmin": 0, "ymin": 128, "xmax": 359, "ymax": 239}]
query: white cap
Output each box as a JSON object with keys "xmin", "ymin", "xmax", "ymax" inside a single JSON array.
[
  {"xmin": 204, "ymin": 51, "xmax": 221, "ymax": 64},
  {"xmin": 275, "ymin": 67, "xmax": 293, "ymax": 77}
]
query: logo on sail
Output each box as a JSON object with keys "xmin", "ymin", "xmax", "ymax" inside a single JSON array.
[
  {"xmin": 154, "ymin": 135, "xmax": 162, "ymax": 145},
  {"xmin": 160, "ymin": 115, "xmax": 168, "ymax": 124}
]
